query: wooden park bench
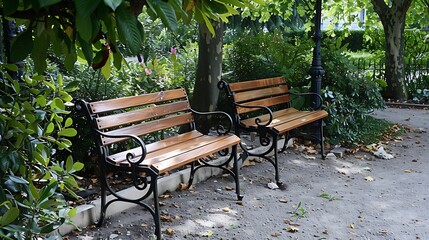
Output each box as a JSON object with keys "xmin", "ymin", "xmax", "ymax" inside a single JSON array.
[
  {"xmin": 219, "ymin": 76, "xmax": 328, "ymax": 185},
  {"xmin": 75, "ymin": 88, "xmax": 242, "ymax": 239}
]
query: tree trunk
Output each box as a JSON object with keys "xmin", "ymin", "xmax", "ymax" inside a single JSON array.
[
  {"xmin": 192, "ymin": 22, "xmax": 224, "ymax": 134},
  {"xmin": 371, "ymin": 0, "xmax": 412, "ymax": 101}
]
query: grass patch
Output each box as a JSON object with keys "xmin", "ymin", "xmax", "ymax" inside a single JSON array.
[{"xmin": 356, "ymin": 115, "xmax": 401, "ymax": 145}]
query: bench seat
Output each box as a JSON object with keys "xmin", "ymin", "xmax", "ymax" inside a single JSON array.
[
  {"xmin": 219, "ymin": 76, "xmax": 328, "ymax": 185},
  {"xmin": 76, "ymin": 88, "xmax": 242, "ymax": 240}
]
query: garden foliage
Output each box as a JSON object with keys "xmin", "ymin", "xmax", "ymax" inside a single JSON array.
[{"xmin": 0, "ymin": 64, "xmax": 81, "ymax": 239}]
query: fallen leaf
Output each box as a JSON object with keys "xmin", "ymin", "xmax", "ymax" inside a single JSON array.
[
  {"xmin": 222, "ymin": 207, "xmax": 231, "ymax": 212},
  {"xmin": 164, "ymin": 228, "xmax": 175, "ymax": 235},
  {"xmin": 160, "ymin": 194, "xmax": 173, "ymax": 199},
  {"xmin": 271, "ymin": 233, "xmax": 282, "ymax": 237},
  {"xmin": 172, "ymin": 203, "xmax": 180, "ymax": 208},
  {"xmin": 380, "ymin": 229, "xmax": 388, "ymax": 235},
  {"xmin": 303, "ymin": 155, "xmax": 316, "ymax": 160},
  {"xmin": 242, "ymin": 159, "xmax": 256, "ymax": 167},
  {"xmin": 364, "ymin": 176, "xmax": 374, "ymax": 182},
  {"xmin": 141, "ymin": 223, "xmax": 148, "ymax": 227},
  {"xmin": 225, "ymin": 186, "xmax": 234, "ymax": 191},
  {"xmin": 349, "ymin": 224, "xmax": 355, "ymax": 229},
  {"xmin": 177, "ymin": 183, "xmax": 189, "ymax": 191},
  {"xmin": 404, "ymin": 169, "xmax": 413, "ymax": 173},
  {"xmin": 159, "ymin": 201, "xmax": 167, "ymax": 206},
  {"xmin": 286, "ymin": 226, "xmax": 299, "ymax": 232},
  {"xmin": 202, "ymin": 229, "xmax": 213, "ymax": 237},
  {"xmin": 160, "ymin": 214, "xmax": 174, "ymax": 222},
  {"xmin": 284, "ymin": 219, "xmax": 300, "ymax": 226},
  {"xmin": 279, "ymin": 199, "xmax": 288, "ymax": 203},
  {"xmin": 322, "ymin": 229, "xmax": 329, "ymax": 234},
  {"xmin": 306, "ymin": 149, "xmax": 317, "ymax": 154}
]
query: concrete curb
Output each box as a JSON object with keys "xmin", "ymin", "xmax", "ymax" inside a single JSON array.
[
  {"xmin": 59, "ymin": 138, "xmax": 287, "ymax": 236},
  {"xmin": 59, "ymin": 157, "xmax": 228, "ymax": 235}
]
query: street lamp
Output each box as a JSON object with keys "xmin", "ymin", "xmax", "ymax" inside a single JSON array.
[{"xmin": 309, "ymin": 0, "xmax": 324, "ymax": 108}]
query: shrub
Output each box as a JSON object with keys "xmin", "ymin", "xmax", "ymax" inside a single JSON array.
[
  {"xmin": 0, "ymin": 63, "xmax": 81, "ymax": 239},
  {"xmin": 223, "ymin": 30, "xmax": 313, "ymax": 87},
  {"xmin": 322, "ymin": 38, "xmax": 385, "ymax": 145}
]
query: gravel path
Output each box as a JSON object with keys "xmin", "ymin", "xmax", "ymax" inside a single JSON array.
[{"xmin": 66, "ymin": 107, "xmax": 429, "ymax": 240}]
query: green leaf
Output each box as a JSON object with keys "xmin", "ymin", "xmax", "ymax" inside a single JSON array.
[
  {"xmin": 39, "ymin": 218, "xmax": 64, "ymax": 233},
  {"xmin": 68, "ymin": 207, "xmax": 78, "ymax": 218},
  {"xmin": 58, "ymin": 128, "xmax": 77, "ymax": 137},
  {"xmin": 77, "ymin": 36, "xmax": 94, "ymax": 64},
  {"xmin": 38, "ymin": 181, "xmax": 58, "ymax": 205},
  {"xmin": 0, "ymin": 207, "xmax": 19, "ymax": 227},
  {"xmin": 66, "ymin": 155, "xmax": 73, "ymax": 172},
  {"xmin": 75, "ymin": 0, "xmax": 102, "ymax": 17},
  {"xmin": 116, "ymin": 4, "xmax": 144, "ymax": 54},
  {"xmin": 64, "ymin": 118, "xmax": 73, "ymax": 128},
  {"xmin": 43, "ymin": 80, "xmax": 56, "ymax": 91},
  {"xmin": 101, "ymin": 54, "xmax": 112, "ymax": 79},
  {"xmin": 64, "ymin": 47, "xmax": 78, "ymax": 71},
  {"xmin": 36, "ymin": 95, "xmax": 47, "ymax": 107},
  {"xmin": 104, "ymin": 0, "xmax": 123, "ymax": 11},
  {"xmin": 3, "ymin": 0, "xmax": 19, "ymax": 15},
  {"xmin": 32, "ymin": 31, "xmax": 50, "ymax": 73},
  {"xmin": 217, "ymin": 0, "xmax": 245, "ymax": 8},
  {"xmin": 3, "ymin": 64, "xmax": 19, "ymax": 71},
  {"xmin": 53, "ymin": 97, "xmax": 65, "ymax": 110},
  {"xmin": 206, "ymin": 1, "xmax": 229, "ymax": 14},
  {"xmin": 148, "ymin": 0, "xmax": 178, "ymax": 32},
  {"xmin": 11, "ymin": 29, "xmax": 34, "ymax": 62},
  {"xmin": 46, "ymin": 122, "xmax": 55, "ymax": 134},
  {"xmin": 76, "ymin": 14, "xmax": 93, "ymax": 42},
  {"xmin": 72, "ymin": 162, "xmax": 84, "ymax": 172},
  {"xmin": 37, "ymin": 0, "xmax": 62, "ymax": 8}
]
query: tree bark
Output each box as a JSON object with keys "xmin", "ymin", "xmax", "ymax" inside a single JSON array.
[
  {"xmin": 192, "ymin": 22, "xmax": 224, "ymax": 134},
  {"xmin": 371, "ymin": 0, "xmax": 412, "ymax": 101}
]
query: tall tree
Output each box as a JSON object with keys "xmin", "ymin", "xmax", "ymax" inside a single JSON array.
[
  {"xmin": 192, "ymin": 21, "xmax": 224, "ymax": 133},
  {"xmin": 324, "ymin": 0, "xmax": 429, "ymax": 101},
  {"xmin": 371, "ymin": 0, "xmax": 412, "ymax": 100}
]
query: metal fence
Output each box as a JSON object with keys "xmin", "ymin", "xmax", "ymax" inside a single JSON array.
[{"xmin": 352, "ymin": 59, "xmax": 429, "ymax": 83}]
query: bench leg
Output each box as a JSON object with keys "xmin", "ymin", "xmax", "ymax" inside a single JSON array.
[
  {"xmin": 272, "ymin": 135, "xmax": 282, "ymax": 186},
  {"xmin": 232, "ymin": 145, "xmax": 244, "ymax": 201},
  {"xmin": 152, "ymin": 176, "xmax": 162, "ymax": 240},
  {"xmin": 96, "ymin": 166, "xmax": 108, "ymax": 227},
  {"xmin": 319, "ymin": 119, "xmax": 326, "ymax": 160},
  {"xmin": 187, "ymin": 145, "xmax": 243, "ymax": 201}
]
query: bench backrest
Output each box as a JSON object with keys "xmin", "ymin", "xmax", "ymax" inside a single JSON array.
[
  {"xmin": 226, "ymin": 76, "xmax": 290, "ymax": 115},
  {"xmin": 82, "ymin": 88, "xmax": 193, "ymax": 147}
]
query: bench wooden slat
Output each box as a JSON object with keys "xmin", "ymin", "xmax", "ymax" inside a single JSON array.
[
  {"xmin": 236, "ymin": 95, "xmax": 291, "ymax": 114},
  {"xmin": 111, "ymin": 134, "xmax": 240, "ymax": 173},
  {"xmin": 89, "ymin": 88, "xmax": 187, "ymax": 114},
  {"xmin": 273, "ymin": 110, "xmax": 328, "ymax": 134},
  {"xmin": 148, "ymin": 135, "xmax": 240, "ymax": 173},
  {"xmin": 233, "ymin": 85, "xmax": 289, "ymax": 103},
  {"xmin": 96, "ymin": 101, "xmax": 190, "ymax": 129},
  {"xmin": 240, "ymin": 108, "xmax": 300, "ymax": 127},
  {"xmin": 228, "ymin": 76, "xmax": 285, "ymax": 92},
  {"xmin": 100, "ymin": 113, "xmax": 194, "ymax": 145},
  {"xmin": 107, "ymin": 131, "xmax": 203, "ymax": 162}
]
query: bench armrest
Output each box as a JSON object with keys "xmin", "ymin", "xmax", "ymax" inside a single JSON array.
[
  {"xmin": 234, "ymin": 102, "xmax": 274, "ymax": 127},
  {"xmin": 289, "ymin": 92, "xmax": 324, "ymax": 110},
  {"xmin": 95, "ymin": 130, "xmax": 148, "ymax": 165},
  {"xmin": 190, "ymin": 109, "xmax": 234, "ymax": 135}
]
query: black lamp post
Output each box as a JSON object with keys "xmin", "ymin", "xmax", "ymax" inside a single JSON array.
[{"xmin": 309, "ymin": 0, "xmax": 324, "ymax": 108}]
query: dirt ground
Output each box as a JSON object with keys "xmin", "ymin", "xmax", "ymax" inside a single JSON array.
[{"xmin": 66, "ymin": 107, "xmax": 429, "ymax": 240}]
